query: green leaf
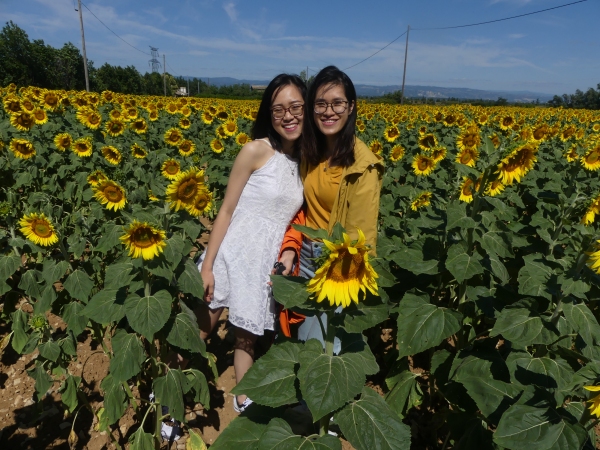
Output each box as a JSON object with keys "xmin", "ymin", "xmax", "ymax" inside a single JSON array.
[
  {"xmin": 0, "ymin": 254, "xmax": 21, "ymax": 281},
  {"xmin": 95, "ymin": 223, "xmax": 123, "ymax": 253},
  {"xmin": 396, "ymin": 292, "xmax": 462, "ymax": 359},
  {"xmin": 60, "ymin": 375, "xmax": 81, "ymax": 413},
  {"xmin": 104, "ymin": 262, "xmax": 135, "ymax": 290},
  {"xmin": 233, "ymin": 341, "xmax": 301, "ymax": 408},
  {"xmin": 185, "ymin": 369, "xmax": 210, "ymax": 408},
  {"xmin": 62, "ymin": 269, "xmax": 94, "ymax": 302},
  {"xmin": 61, "ymin": 301, "xmax": 88, "ymax": 337},
  {"xmin": 446, "ymin": 201, "xmax": 477, "ymax": 231},
  {"xmin": 11, "ymin": 309, "xmax": 30, "ymax": 353},
  {"xmin": 486, "ymin": 197, "xmax": 517, "ymax": 221},
  {"xmin": 338, "ymin": 333, "xmax": 379, "ymax": 376},
  {"xmin": 336, "ymin": 387, "xmax": 411, "ymax": 450},
  {"xmin": 452, "ymin": 416, "xmax": 496, "ymax": 450},
  {"xmin": 109, "ymin": 330, "xmax": 146, "ymax": 382},
  {"xmin": 153, "ymin": 368, "xmax": 188, "ymax": 422},
  {"xmin": 460, "ymin": 377, "xmax": 522, "ymax": 424},
  {"xmin": 128, "ymin": 427, "xmax": 155, "ymax": 450},
  {"xmin": 292, "ymin": 224, "xmax": 330, "ymax": 241},
  {"xmin": 166, "ymin": 309, "xmax": 206, "ymax": 355},
  {"xmin": 124, "ymin": 290, "xmax": 172, "ymax": 340},
  {"xmin": 18, "ymin": 269, "xmax": 43, "ymax": 300},
  {"xmin": 562, "ymin": 298, "xmax": 600, "ymax": 347},
  {"xmin": 33, "ymin": 285, "xmax": 57, "ymax": 314},
  {"xmin": 491, "ymin": 301, "xmax": 558, "ymax": 346},
  {"xmin": 485, "ymin": 253, "xmax": 510, "ymax": 284},
  {"xmin": 257, "ymin": 418, "xmax": 342, "ymax": 449},
  {"xmin": 479, "ymin": 229, "xmax": 513, "ymax": 259},
  {"xmin": 211, "ymin": 416, "xmax": 267, "ymax": 450},
  {"xmin": 391, "ymin": 246, "xmax": 440, "ymax": 276},
  {"xmin": 510, "ymin": 356, "xmax": 574, "ymax": 392},
  {"xmin": 177, "ymin": 258, "xmax": 204, "ymax": 297},
  {"xmin": 271, "ymin": 276, "xmax": 311, "ymax": 309},
  {"xmin": 385, "ymin": 370, "xmax": 422, "ymax": 419},
  {"xmin": 27, "ymin": 362, "xmax": 53, "ymax": 398},
  {"xmin": 146, "ymin": 254, "xmax": 175, "ymax": 280},
  {"xmin": 494, "ymin": 404, "xmax": 588, "ymax": 450},
  {"xmin": 517, "ymin": 254, "xmax": 554, "ymax": 300},
  {"xmin": 187, "ymin": 429, "xmax": 207, "ymax": 450},
  {"xmin": 81, "ymin": 289, "xmax": 127, "ymax": 324},
  {"xmin": 100, "ymin": 374, "xmax": 127, "ymax": 425},
  {"xmin": 558, "ymin": 276, "xmax": 590, "ymax": 299},
  {"xmin": 341, "ymin": 300, "xmax": 389, "ymax": 333},
  {"xmin": 67, "ymin": 234, "xmax": 87, "ymax": 259},
  {"xmin": 38, "ymin": 340, "xmax": 61, "ymax": 362},
  {"xmin": 164, "ymin": 234, "xmax": 185, "ymax": 267},
  {"xmin": 445, "ymin": 244, "xmax": 484, "ymax": 283}
]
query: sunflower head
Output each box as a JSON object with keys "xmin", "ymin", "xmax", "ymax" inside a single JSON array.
[
  {"xmin": 120, "ymin": 220, "xmax": 167, "ymax": 260},
  {"xmin": 178, "ymin": 139, "xmax": 196, "ymax": 157},
  {"xmin": 390, "ymin": 145, "xmax": 405, "ymax": 162},
  {"xmin": 456, "ymin": 148, "xmax": 479, "ymax": 167},
  {"xmin": 10, "ymin": 138, "xmax": 36, "ymax": 160},
  {"xmin": 587, "ymin": 240, "xmax": 600, "ymax": 275},
  {"xmin": 459, "ymin": 177, "xmax": 476, "ymax": 203},
  {"xmin": 72, "ymin": 137, "xmax": 93, "ymax": 157},
  {"xmin": 131, "ymin": 144, "xmax": 147, "ymax": 159},
  {"xmin": 32, "ymin": 108, "xmax": 48, "ymax": 125},
  {"xmin": 179, "ymin": 117, "xmax": 191, "ymax": 129},
  {"xmin": 411, "ymin": 192, "xmax": 432, "ymax": 211},
  {"xmin": 77, "ymin": 108, "xmax": 102, "ymax": 129},
  {"xmin": 54, "ymin": 133, "xmax": 73, "ymax": 151},
  {"xmin": 418, "ymin": 133, "xmax": 438, "ymax": 151},
  {"xmin": 210, "ymin": 138, "xmax": 225, "ymax": 154},
  {"xmin": 10, "ymin": 112, "xmax": 35, "ymax": 131},
  {"xmin": 130, "ymin": 118, "xmax": 147, "ymax": 134},
  {"xmin": 369, "ymin": 139, "xmax": 383, "ymax": 155},
  {"xmin": 497, "ymin": 142, "xmax": 538, "ymax": 185},
  {"xmin": 166, "ymin": 167, "xmax": 206, "ymax": 211},
  {"xmin": 224, "ymin": 120, "xmax": 238, "ymax": 136},
  {"xmin": 412, "ymin": 154, "xmax": 436, "ymax": 176},
  {"xmin": 431, "ymin": 146, "xmax": 447, "ymax": 163},
  {"xmin": 93, "ymin": 180, "xmax": 127, "ymax": 211},
  {"xmin": 161, "ymin": 159, "xmax": 181, "ymax": 180},
  {"xmin": 87, "ymin": 170, "xmax": 108, "ymax": 186},
  {"xmin": 383, "ymin": 126, "xmax": 400, "ymax": 142},
  {"xmin": 457, "ymin": 127, "xmax": 481, "ymax": 151},
  {"xmin": 306, "ymin": 229, "xmax": 378, "ymax": 308},
  {"xmin": 202, "ymin": 111, "xmax": 214, "ymax": 124},
  {"xmin": 19, "ymin": 212, "xmax": 58, "ymax": 247},
  {"xmin": 164, "ymin": 128, "xmax": 183, "ymax": 146},
  {"xmin": 42, "ymin": 91, "xmax": 60, "ymax": 111},
  {"xmin": 236, "ymin": 133, "xmax": 250, "ymax": 146},
  {"xmin": 105, "ymin": 119, "xmax": 126, "ymax": 137},
  {"xmin": 102, "ymin": 146, "xmax": 122, "ymax": 165},
  {"xmin": 582, "ymin": 144, "xmax": 600, "ymax": 171},
  {"xmin": 186, "ymin": 188, "xmax": 213, "ymax": 216}
]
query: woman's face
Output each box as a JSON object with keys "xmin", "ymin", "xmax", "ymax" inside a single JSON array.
[
  {"xmin": 271, "ymin": 84, "xmax": 304, "ymax": 147},
  {"xmin": 313, "ymin": 82, "xmax": 354, "ymax": 139}
]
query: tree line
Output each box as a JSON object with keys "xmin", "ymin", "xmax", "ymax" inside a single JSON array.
[{"xmin": 547, "ymin": 84, "xmax": 600, "ymax": 110}]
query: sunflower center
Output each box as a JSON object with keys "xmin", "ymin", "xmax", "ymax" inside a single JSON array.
[
  {"xmin": 17, "ymin": 143, "xmax": 35, "ymax": 155},
  {"xmin": 460, "ymin": 152, "xmax": 473, "ymax": 164},
  {"xmin": 418, "ymin": 158, "xmax": 431, "ymax": 170},
  {"xmin": 420, "ymin": 136, "xmax": 435, "ymax": 148},
  {"xmin": 392, "ymin": 148, "xmax": 403, "ymax": 159},
  {"xmin": 327, "ymin": 250, "xmax": 364, "ymax": 282},
  {"xmin": 89, "ymin": 114, "xmax": 100, "ymax": 125},
  {"xmin": 177, "ymin": 180, "xmax": 198, "ymax": 200},
  {"xmin": 35, "ymin": 111, "xmax": 45, "ymax": 120},
  {"xmin": 463, "ymin": 134, "xmax": 478, "ymax": 147},
  {"xmin": 226, "ymin": 123, "xmax": 236, "ymax": 132},
  {"xmin": 45, "ymin": 94, "xmax": 58, "ymax": 107},
  {"xmin": 104, "ymin": 186, "xmax": 123, "ymax": 202},
  {"xmin": 586, "ymin": 150, "xmax": 600, "ymax": 164},
  {"xmin": 166, "ymin": 164, "xmax": 179, "ymax": 175},
  {"xmin": 32, "ymin": 219, "xmax": 53, "ymax": 238},
  {"xmin": 131, "ymin": 229, "xmax": 158, "ymax": 248},
  {"xmin": 388, "ymin": 128, "xmax": 399, "ymax": 138},
  {"xmin": 180, "ymin": 142, "xmax": 191, "ymax": 152}
]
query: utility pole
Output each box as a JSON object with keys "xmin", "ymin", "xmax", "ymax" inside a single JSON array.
[
  {"xmin": 400, "ymin": 25, "xmax": 410, "ymax": 105},
  {"xmin": 149, "ymin": 47, "xmax": 161, "ymax": 73},
  {"xmin": 76, "ymin": 0, "xmax": 90, "ymax": 92},
  {"xmin": 187, "ymin": 78, "xmax": 190, "ymax": 97},
  {"xmin": 163, "ymin": 54, "xmax": 167, "ymax": 96},
  {"xmin": 306, "ymin": 66, "xmax": 308, "ymax": 82},
  {"xmin": 198, "ymin": 80, "xmax": 200, "ymax": 95}
]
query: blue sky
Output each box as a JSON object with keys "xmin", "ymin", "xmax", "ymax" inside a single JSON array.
[{"xmin": 1, "ymin": 0, "xmax": 598, "ymax": 94}]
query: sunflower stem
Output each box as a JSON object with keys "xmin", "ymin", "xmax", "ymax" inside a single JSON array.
[
  {"xmin": 8, "ymin": 223, "xmax": 22, "ymax": 260},
  {"xmin": 142, "ymin": 264, "xmax": 151, "ymax": 298}
]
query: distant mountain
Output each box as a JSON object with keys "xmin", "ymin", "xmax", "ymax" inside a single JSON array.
[{"xmin": 183, "ymin": 76, "xmax": 552, "ymax": 103}]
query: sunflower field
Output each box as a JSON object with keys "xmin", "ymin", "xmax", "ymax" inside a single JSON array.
[{"xmin": 1, "ymin": 83, "xmax": 600, "ymax": 450}]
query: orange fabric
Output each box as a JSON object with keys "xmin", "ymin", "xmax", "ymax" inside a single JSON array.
[{"xmin": 304, "ymin": 161, "xmax": 343, "ymax": 230}]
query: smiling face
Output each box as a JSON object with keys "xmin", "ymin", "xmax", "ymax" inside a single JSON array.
[
  {"xmin": 313, "ymin": 83, "xmax": 354, "ymax": 146},
  {"xmin": 270, "ymin": 84, "xmax": 304, "ymax": 151}
]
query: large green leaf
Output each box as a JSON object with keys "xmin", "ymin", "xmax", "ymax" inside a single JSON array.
[
  {"xmin": 153, "ymin": 368, "xmax": 189, "ymax": 423},
  {"xmin": 38, "ymin": 340, "xmax": 61, "ymax": 362},
  {"xmin": 63, "ymin": 269, "xmax": 94, "ymax": 302},
  {"xmin": 81, "ymin": 288, "xmax": 127, "ymax": 324},
  {"xmin": 166, "ymin": 309, "xmax": 206, "ymax": 355},
  {"xmin": 270, "ymin": 275, "xmax": 311, "ymax": 309},
  {"xmin": 33, "ymin": 285, "xmax": 57, "ymax": 314},
  {"xmin": 445, "ymin": 244, "xmax": 484, "ymax": 283},
  {"xmin": 94, "ymin": 223, "xmax": 123, "ymax": 253},
  {"xmin": 494, "ymin": 404, "xmax": 587, "ymax": 450},
  {"xmin": 297, "ymin": 339, "xmax": 365, "ymax": 421},
  {"xmin": 164, "ymin": 234, "xmax": 185, "ymax": 267},
  {"xmin": 341, "ymin": 300, "xmax": 390, "ymax": 334},
  {"xmin": 128, "ymin": 427, "xmax": 154, "ymax": 450},
  {"xmin": 509, "ymin": 355, "xmax": 574, "ymax": 392},
  {"xmin": 60, "ymin": 375, "xmax": 81, "ymax": 413},
  {"xmin": 177, "ymin": 258, "xmax": 204, "ymax": 297},
  {"xmin": 517, "ymin": 254, "xmax": 554, "ymax": 300},
  {"xmin": 211, "ymin": 416, "xmax": 267, "ymax": 450},
  {"xmin": 124, "ymin": 289, "xmax": 172, "ymax": 339},
  {"xmin": 11, "ymin": 309, "xmax": 30, "ymax": 353},
  {"xmin": 0, "ymin": 254, "xmax": 21, "ymax": 281},
  {"xmin": 461, "ymin": 377, "xmax": 522, "ymax": 424},
  {"xmin": 396, "ymin": 292, "xmax": 462, "ymax": 358},
  {"xmin": 257, "ymin": 418, "xmax": 341, "ymax": 449},
  {"xmin": 109, "ymin": 330, "xmax": 146, "ymax": 382},
  {"xmin": 336, "ymin": 387, "xmax": 411, "ymax": 450},
  {"xmin": 385, "ymin": 370, "xmax": 422, "ymax": 418},
  {"xmin": 61, "ymin": 301, "xmax": 88, "ymax": 337},
  {"xmin": 42, "ymin": 260, "xmax": 69, "ymax": 285},
  {"xmin": 491, "ymin": 301, "xmax": 558, "ymax": 346},
  {"xmin": 391, "ymin": 246, "xmax": 440, "ymax": 276},
  {"xmin": 185, "ymin": 369, "xmax": 210, "ymax": 407},
  {"xmin": 233, "ymin": 341, "xmax": 301, "ymax": 408},
  {"xmin": 100, "ymin": 374, "xmax": 127, "ymax": 425},
  {"xmin": 18, "ymin": 269, "xmax": 43, "ymax": 300},
  {"xmin": 562, "ymin": 298, "xmax": 600, "ymax": 347},
  {"xmin": 27, "ymin": 362, "xmax": 53, "ymax": 398},
  {"xmin": 478, "ymin": 227, "xmax": 513, "ymax": 259},
  {"xmin": 104, "ymin": 262, "xmax": 135, "ymax": 290},
  {"xmin": 446, "ymin": 201, "xmax": 477, "ymax": 231}
]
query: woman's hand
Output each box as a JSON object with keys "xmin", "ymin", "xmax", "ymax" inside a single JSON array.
[
  {"xmin": 273, "ymin": 249, "xmax": 296, "ymax": 276},
  {"xmin": 201, "ymin": 267, "xmax": 215, "ymax": 302}
]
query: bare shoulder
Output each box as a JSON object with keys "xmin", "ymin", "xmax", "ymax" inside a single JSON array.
[{"xmin": 236, "ymin": 139, "xmax": 275, "ymax": 168}]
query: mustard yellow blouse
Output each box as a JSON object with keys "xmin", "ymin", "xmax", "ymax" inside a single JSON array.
[{"xmin": 304, "ymin": 160, "xmax": 343, "ymax": 231}]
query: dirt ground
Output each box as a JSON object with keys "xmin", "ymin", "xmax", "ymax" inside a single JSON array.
[{"xmin": 0, "ymin": 309, "xmax": 355, "ymax": 449}]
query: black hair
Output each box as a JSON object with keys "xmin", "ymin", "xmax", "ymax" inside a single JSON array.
[
  {"xmin": 303, "ymin": 65, "xmax": 357, "ymax": 167},
  {"xmin": 251, "ymin": 74, "xmax": 307, "ymax": 156}
]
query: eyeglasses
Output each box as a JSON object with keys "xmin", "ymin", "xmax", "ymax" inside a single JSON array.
[
  {"xmin": 271, "ymin": 104, "xmax": 304, "ymax": 120},
  {"xmin": 314, "ymin": 100, "xmax": 348, "ymax": 115}
]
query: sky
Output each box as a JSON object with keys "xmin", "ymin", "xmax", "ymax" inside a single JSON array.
[{"xmin": 1, "ymin": 0, "xmax": 599, "ymax": 95}]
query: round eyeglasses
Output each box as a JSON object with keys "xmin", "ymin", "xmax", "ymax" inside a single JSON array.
[
  {"xmin": 271, "ymin": 104, "xmax": 304, "ymax": 120},
  {"xmin": 314, "ymin": 100, "xmax": 348, "ymax": 115}
]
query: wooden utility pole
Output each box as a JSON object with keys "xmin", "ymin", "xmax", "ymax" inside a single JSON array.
[
  {"xmin": 163, "ymin": 54, "xmax": 167, "ymax": 96},
  {"xmin": 77, "ymin": 0, "xmax": 90, "ymax": 92},
  {"xmin": 400, "ymin": 25, "xmax": 410, "ymax": 105}
]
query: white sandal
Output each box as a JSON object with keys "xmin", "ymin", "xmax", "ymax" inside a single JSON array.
[{"xmin": 233, "ymin": 396, "xmax": 253, "ymax": 413}]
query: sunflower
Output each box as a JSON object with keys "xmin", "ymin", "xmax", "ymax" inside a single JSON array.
[
  {"xmin": 431, "ymin": 146, "xmax": 447, "ymax": 163},
  {"xmin": 489, "ymin": 133, "xmax": 501, "ymax": 149},
  {"xmin": 179, "ymin": 117, "xmax": 191, "ymax": 129},
  {"xmin": 236, "ymin": 133, "xmax": 250, "ymax": 146},
  {"xmin": 109, "ymin": 109, "xmax": 123, "ymax": 121},
  {"xmin": 54, "ymin": 133, "xmax": 73, "ymax": 151},
  {"xmin": 161, "ymin": 159, "xmax": 181, "ymax": 180},
  {"xmin": 166, "ymin": 167, "xmax": 206, "ymax": 211},
  {"xmin": 76, "ymin": 108, "xmax": 102, "ymax": 130},
  {"xmin": 390, "ymin": 145, "xmax": 405, "ymax": 162},
  {"xmin": 498, "ymin": 115, "xmax": 515, "ymax": 131},
  {"xmin": 223, "ymin": 120, "xmax": 238, "ymax": 137},
  {"xmin": 486, "ymin": 179, "xmax": 506, "ymax": 197},
  {"xmin": 369, "ymin": 139, "xmax": 383, "ymax": 155},
  {"xmin": 581, "ymin": 196, "xmax": 600, "ymax": 225},
  {"xmin": 105, "ymin": 119, "xmax": 126, "ymax": 137},
  {"xmin": 120, "ymin": 220, "xmax": 166, "ymax": 260},
  {"xmin": 147, "ymin": 110, "xmax": 158, "ymax": 121},
  {"xmin": 532, "ymin": 124, "xmax": 549, "ymax": 142},
  {"xmin": 411, "ymin": 191, "xmax": 432, "ymax": 211},
  {"xmin": 93, "ymin": 180, "xmax": 127, "ymax": 211},
  {"xmin": 166, "ymin": 103, "xmax": 179, "ymax": 114},
  {"xmin": 216, "ymin": 110, "xmax": 229, "ymax": 121},
  {"xmin": 565, "ymin": 145, "xmax": 579, "ymax": 162},
  {"xmin": 186, "ymin": 188, "xmax": 213, "ymax": 216},
  {"xmin": 593, "ymin": 123, "xmax": 600, "ymax": 133},
  {"xmin": 31, "ymin": 107, "xmax": 48, "ymax": 125},
  {"xmin": 42, "ymin": 91, "xmax": 60, "ymax": 111},
  {"xmin": 72, "ymin": 137, "xmax": 93, "ymax": 157},
  {"xmin": 383, "ymin": 126, "xmax": 400, "ymax": 143},
  {"xmin": 457, "ymin": 126, "xmax": 481, "ymax": 151},
  {"xmin": 210, "ymin": 138, "xmax": 225, "ymax": 154},
  {"xmin": 412, "ymin": 154, "xmax": 436, "ymax": 176},
  {"xmin": 130, "ymin": 118, "xmax": 147, "ymax": 134},
  {"xmin": 456, "ymin": 148, "xmax": 479, "ymax": 167},
  {"xmin": 164, "ymin": 128, "xmax": 183, "ymax": 146},
  {"xmin": 3, "ymin": 96, "xmax": 22, "ymax": 113},
  {"xmin": 584, "ymin": 385, "xmax": 600, "ymax": 418},
  {"xmin": 202, "ymin": 111, "xmax": 214, "ymax": 124},
  {"xmin": 131, "ymin": 144, "xmax": 147, "ymax": 159},
  {"xmin": 306, "ymin": 229, "xmax": 378, "ymax": 308},
  {"xmin": 102, "ymin": 146, "xmax": 122, "ymax": 165},
  {"xmin": 459, "ymin": 177, "xmax": 475, "ymax": 203},
  {"xmin": 418, "ymin": 133, "xmax": 438, "ymax": 151},
  {"xmin": 10, "ymin": 112, "xmax": 35, "ymax": 131},
  {"xmin": 125, "ymin": 107, "xmax": 138, "ymax": 120},
  {"xmin": 178, "ymin": 139, "xmax": 196, "ymax": 157},
  {"xmin": 497, "ymin": 143, "xmax": 537, "ymax": 185},
  {"xmin": 581, "ymin": 144, "xmax": 600, "ymax": 171},
  {"xmin": 560, "ymin": 125, "xmax": 577, "ymax": 142},
  {"xmin": 10, "ymin": 138, "xmax": 36, "ymax": 159},
  {"xmin": 180, "ymin": 106, "xmax": 192, "ymax": 117},
  {"xmin": 87, "ymin": 170, "xmax": 108, "ymax": 186},
  {"xmin": 19, "ymin": 212, "xmax": 58, "ymax": 247}
]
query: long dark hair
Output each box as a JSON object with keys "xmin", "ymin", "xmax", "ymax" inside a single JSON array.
[
  {"xmin": 304, "ymin": 66, "xmax": 357, "ymax": 167},
  {"xmin": 251, "ymin": 74, "xmax": 306, "ymax": 156}
]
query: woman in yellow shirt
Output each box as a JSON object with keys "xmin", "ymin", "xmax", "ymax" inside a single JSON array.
[{"xmin": 278, "ymin": 66, "xmax": 384, "ymax": 349}]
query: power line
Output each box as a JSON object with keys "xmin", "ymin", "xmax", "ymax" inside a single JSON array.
[
  {"xmin": 80, "ymin": 2, "xmax": 151, "ymax": 56},
  {"xmin": 343, "ymin": 0, "xmax": 589, "ymax": 70},
  {"xmin": 166, "ymin": 62, "xmax": 181, "ymax": 77}
]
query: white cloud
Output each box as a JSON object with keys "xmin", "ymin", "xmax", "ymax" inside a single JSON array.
[{"xmin": 223, "ymin": 2, "xmax": 237, "ymax": 22}]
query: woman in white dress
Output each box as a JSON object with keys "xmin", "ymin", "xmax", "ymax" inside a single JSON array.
[{"xmin": 196, "ymin": 74, "xmax": 305, "ymax": 412}]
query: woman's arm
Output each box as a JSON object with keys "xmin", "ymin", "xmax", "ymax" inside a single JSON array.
[
  {"xmin": 201, "ymin": 141, "xmax": 272, "ymax": 301},
  {"xmin": 276, "ymin": 207, "xmax": 305, "ymax": 275}
]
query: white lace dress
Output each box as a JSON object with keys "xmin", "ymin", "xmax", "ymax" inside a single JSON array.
[{"xmin": 197, "ymin": 149, "xmax": 304, "ymax": 335}]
